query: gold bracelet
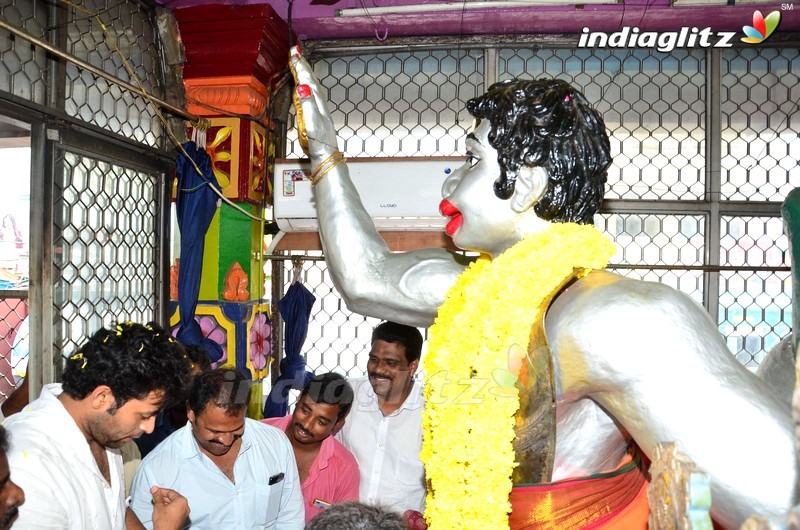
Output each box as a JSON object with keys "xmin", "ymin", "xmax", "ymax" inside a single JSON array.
[
  {"xmin": 309, "ymin": 152, "xmax": 343, "ymax": 180},
  {"xmin": 308, "ymin": 152, "xmax": 343, "ymax": 184},
  {"xmin": 311, "ymin": 156, "xmax": 347, "ymax": 187},
  {"xmin": 308, "ymin": 151, "xmax": 344, "ymax": 185}
]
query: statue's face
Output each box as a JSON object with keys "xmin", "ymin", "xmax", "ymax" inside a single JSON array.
[{"xmin": 440, "ymin": 120, "xmax": 528, "ymax": 256}]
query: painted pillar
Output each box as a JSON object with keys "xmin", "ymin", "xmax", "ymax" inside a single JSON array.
[{"xmin": 168, "ymin": 5, "xmax": 289, "ymax": 392}]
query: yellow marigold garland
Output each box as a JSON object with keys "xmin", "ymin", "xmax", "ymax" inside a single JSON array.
[{"xmin": 421, "ymin": 222, "xmax": 616, "ymax": 529}]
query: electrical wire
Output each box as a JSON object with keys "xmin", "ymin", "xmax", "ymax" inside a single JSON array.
[{"xmin": 354, "ymin": 0, "xmax": 389, "ymax": 42}]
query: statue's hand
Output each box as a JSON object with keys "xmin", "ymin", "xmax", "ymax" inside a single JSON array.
[{"xmin": 288, "ymin": 46, "xmax": 340, "ymax": 159}]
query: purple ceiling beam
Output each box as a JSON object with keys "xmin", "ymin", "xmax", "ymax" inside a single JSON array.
[{"xmin": 158, "ymin": 0, "xmax": 799, "ymax": 41}]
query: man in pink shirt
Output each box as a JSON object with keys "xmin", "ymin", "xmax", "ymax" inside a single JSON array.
[{"xmin": 262, "ymin": 373, "xmax": 359, "ymax": 523}]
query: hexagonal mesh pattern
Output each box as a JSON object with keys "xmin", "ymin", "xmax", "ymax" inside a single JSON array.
[
  {"xmin": 0, "ymin": 0, "xmax": 166, "ymax": 148},
  {"xmin": 719, "ymin": 216, "xmax": 791, "ymax": 367},
  {"xmin": 0, "ymin": 1, "xmax": 49, "ymax": 104},
  {"xmin": 596, "ymin": 212, "xmax": 706, "ymax": 305},
  {"xmin": 284, "ymin": 45, "xmax": 794, "ymax": 374},
  {"xmin": 53, "ymin": 149, "xmax": 160, "ymax": 362},
  {"xmin": 63, "ymin": 0, "xmax": 164, "ymax": 147},
  {"xmin": 288, "ymin": 49, "xmax": 484, "ymax": 157},
  {"xmin": 279, "ymin": 255, "xmax": 380, "ymax": 378},
  {"xmin": 0, "ymin": 297, "xmax": 29, "ymax": 401},
  {"xmin": 721, "ymin": 48, "xmax": 800, "ymax": 201},
  {"xmin": 500, "ymin": 48, "xmax": 706, "ymax": 201},
  {"xmin": 270, "ymin": 255, "xmax": 431, "ymax": 393}
]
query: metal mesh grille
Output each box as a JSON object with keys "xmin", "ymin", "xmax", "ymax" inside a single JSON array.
[
  {"xmin": 287, "ymin": 49, "xmax": 484, "ymax": 157},
  {"xmin": 0, "ymin": 296, "xmax": 29, "ymax": 401},
  {"xmin": 283, "ymin": 44, "xmax": 797, "ymax": 373},
  {"xmin": 499, "ymin": 48, "xmax": 707, "ymax": 201},
  {"xmin": 64, "ymin": 0, "xmax": 163, "ymax": 147},
  {"xmin": 718, "ymin": 216, "xmax": 791, "ymax": 367},
  {"xmin": 53, "ymin": 149, "xmax": 160, "ymax": 360},
  {"xmin": 721, "ymin": 48, "xmax": 800, "ymax": 201},
  {"xmin": 278, "ymin": 255, "xmax": 381, "ymax": 378},
  {"xmin": 0, "ymin": 1, "xmax": 49, "ymax": 104},
  {"xmin": 596, "ymin": 212, "xmax": 706, "ymax": 305},
  {"xmin": 273, "ymin": 255, "xmax": 428, "ymax": 381},
  {"xmin": 0, "ymin": 0, "xmax": 167, "ymax": 148}
]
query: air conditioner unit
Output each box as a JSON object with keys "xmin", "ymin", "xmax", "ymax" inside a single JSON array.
[{"xmin": 273, "ymin": 157, "xmax": 462, "ymax": 232}]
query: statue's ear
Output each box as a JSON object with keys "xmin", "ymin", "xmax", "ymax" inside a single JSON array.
[{"xmin": 511, "ymin": 165, "xmax": 548, "ymax": 213}]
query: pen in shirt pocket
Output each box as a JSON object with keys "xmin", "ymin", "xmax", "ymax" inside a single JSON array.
[{"xmin": 313, "ymin": 499, "xmax": 331, "ymax": 510}]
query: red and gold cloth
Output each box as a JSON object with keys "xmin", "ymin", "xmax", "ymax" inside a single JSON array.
[{"xmin": 509, "ymin": 450, "xmax": 649, "ymax": 530}]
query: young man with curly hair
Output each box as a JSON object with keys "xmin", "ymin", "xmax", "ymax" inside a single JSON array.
[{"xmin": 4, "ymin": 321, "xmax": 192, "ymax": 530}]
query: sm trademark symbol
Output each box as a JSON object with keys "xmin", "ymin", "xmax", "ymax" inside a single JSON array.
[{"xmin": 781, "ymin": 3, "xmax": 794, "ymax": 9}]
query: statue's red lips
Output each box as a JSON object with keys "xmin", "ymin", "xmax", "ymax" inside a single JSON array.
[{"xmin": 439, "ymin": 199, "xmax": 462, "ymax": 236}]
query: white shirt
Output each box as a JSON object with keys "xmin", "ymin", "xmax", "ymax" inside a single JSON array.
[
  {"xmin": 3, "ymin": 384, "xmax": 126, "ymax": 529},
  {"xmin": 336, "ymin": 376, "xmax": 426, "ymax": 513},
  {"xmin": 130, "ymin": 418, "xmax": 304, "ymax": 530}
]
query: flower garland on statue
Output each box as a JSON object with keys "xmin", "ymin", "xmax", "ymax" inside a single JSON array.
[{"xmin": 420, "ymin": 222, "xmax": 616, "ymax": 530}]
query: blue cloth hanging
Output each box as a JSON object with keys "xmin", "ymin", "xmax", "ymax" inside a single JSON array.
[
  {"xmin": 175, "ymin": 141, "xmax": 223, "ymax": 363},
  {"xmin": 263, "ymin": 280, "xmax": 316, "ymax": 417}
]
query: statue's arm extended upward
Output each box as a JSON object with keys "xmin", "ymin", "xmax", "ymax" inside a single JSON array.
[{"xmin": 290, "ymin": 49, "xmax": 465, "ymax": 327}]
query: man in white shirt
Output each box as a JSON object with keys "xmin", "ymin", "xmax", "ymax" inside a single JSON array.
[
  {"xmin": 130, "ymin": 367, "xmax": 304, "ymax": 529},
  {"xmin": 336, "ymin": 322, "xmax": 426, "ymax": 516},
  {"xmin": 3, "ymin": 321, "xmax": 192, "ymax": 530}
]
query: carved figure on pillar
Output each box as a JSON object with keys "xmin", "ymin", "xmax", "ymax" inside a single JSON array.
[{"xmin": 222, "ymin": 261, "xmax": 249, "ymax": 301}]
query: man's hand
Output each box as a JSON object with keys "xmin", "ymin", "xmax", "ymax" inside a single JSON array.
[
  {"xmin": 151, "ymin": 486, "xmax": 189, "ymax": 530},
  {"xmin": 404, "ymin": 510, "xmax": 428, "ymax": 530}
]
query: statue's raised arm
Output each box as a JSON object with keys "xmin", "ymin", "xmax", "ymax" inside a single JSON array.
[{"xmin": 289, "ymin": 48, "xmax": 465, "ymax": 327}]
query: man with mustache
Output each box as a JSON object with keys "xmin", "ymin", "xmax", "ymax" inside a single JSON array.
[
  {"xmin": 3, "ymin": 321, "xmax": 192, "ymax": 530},
  {"xmin": 335, "ymin": 322, "xmax": 426, "ymax": 519},
  {"xmin": 0, "ymin": 426, "xmax": 23, "ymax": 529},
  {"xmin": 130, "ymin": 367, "xmax": 304, "ymax": 529},
  {"xmin": 262, "ymin": 372, "xmax": 358, "ymax": 524}
]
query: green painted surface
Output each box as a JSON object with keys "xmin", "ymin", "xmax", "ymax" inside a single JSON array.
[
  {"xmin": 250, "ymin": 217, "xmax": 264, "ymax": 300},
  {"xmin": 217, "ymin": 202, "xmax": 256, "ymax": 300}
]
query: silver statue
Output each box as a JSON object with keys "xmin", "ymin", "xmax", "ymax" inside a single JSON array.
[{"xmin": 288, "ymin": 47, "xmax": 795, "ymax": 529}]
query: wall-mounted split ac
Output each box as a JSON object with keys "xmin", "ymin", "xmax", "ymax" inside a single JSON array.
[{"xmin": 273, "ymin": 157, "xmax": 463, "ymax": 232}]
